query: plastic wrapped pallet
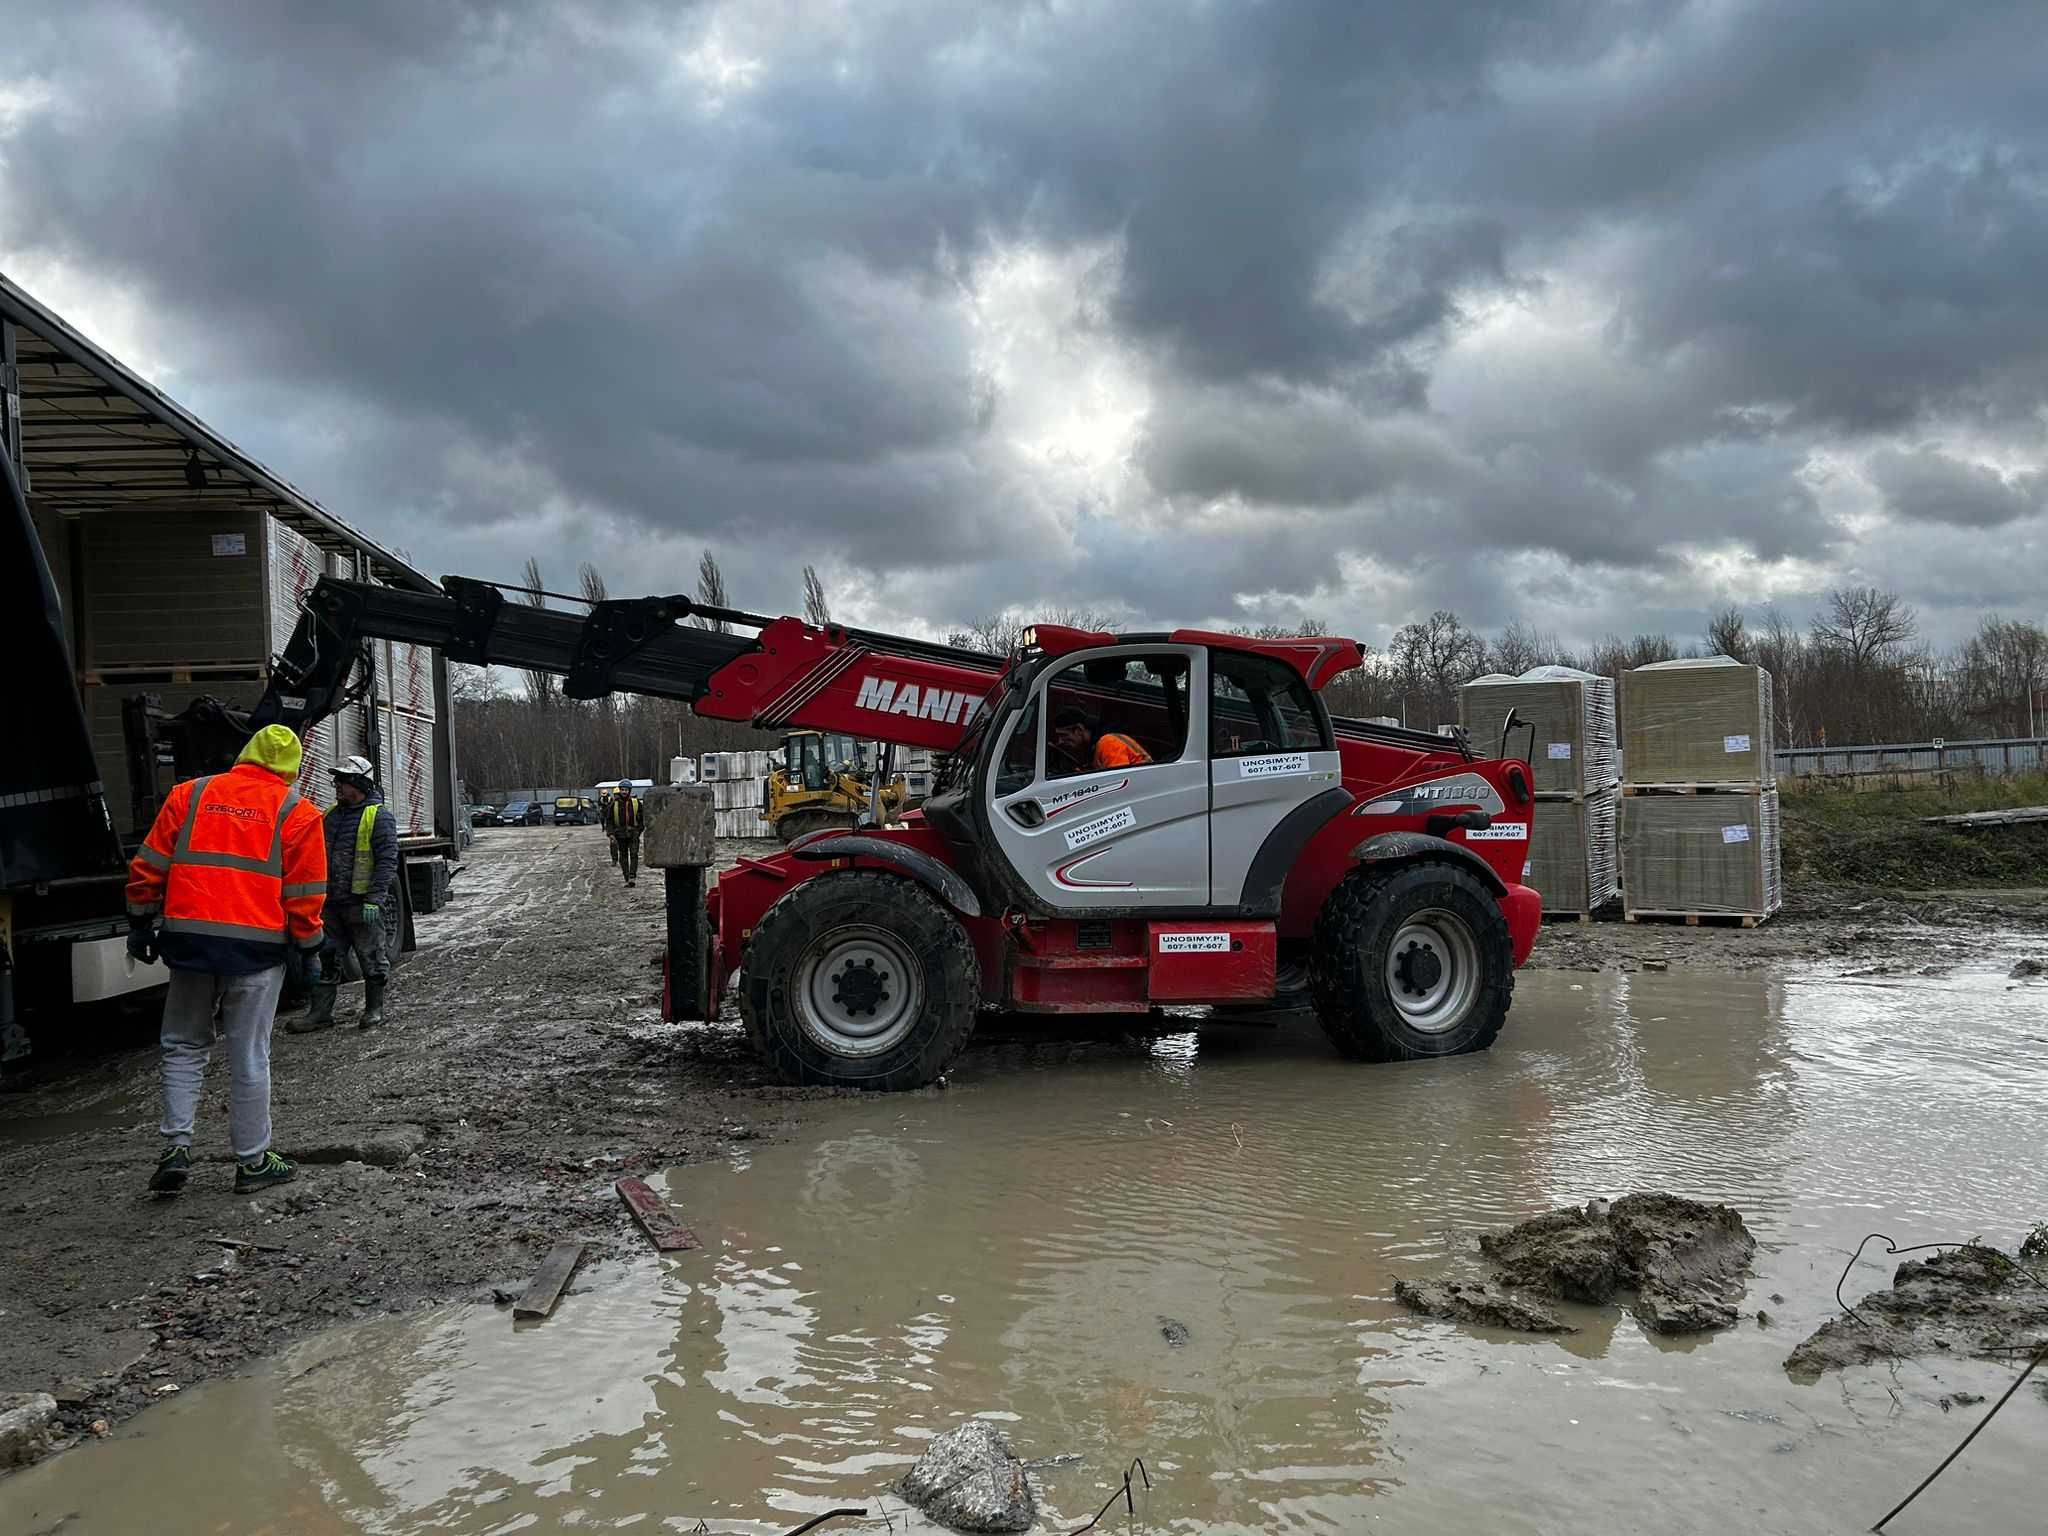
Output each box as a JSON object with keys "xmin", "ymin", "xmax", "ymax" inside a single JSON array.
[
  {"xmin": 1621, "ymin": 659, "xmax": 1775, "ymax": 787},
  {"xmin": 1621, "ymin": 789, "xmax": 1782, "ymax": 919},
  {"xmin": 1459, "ymin": 667, "xmax": 1618, "ymax": 797},
  {"xmin": 1527, "ymin": 789, "xmax": 1619, "ymax": 915}
]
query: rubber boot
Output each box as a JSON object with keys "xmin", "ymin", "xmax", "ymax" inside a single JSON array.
[
  {"xmin": 360, "ymin": 977, "xmax": 387, "ymax": 1029},
  {"xmin": 289, "ymin": 983, "xmax": 338, "ymax": 1033}
]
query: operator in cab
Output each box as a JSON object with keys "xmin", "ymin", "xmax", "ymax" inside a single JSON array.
[{"xmin": 1052, "ymin": 707, "xmax": 1153, "ymax": 773}]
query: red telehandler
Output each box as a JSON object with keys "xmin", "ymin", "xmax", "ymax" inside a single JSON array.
[{"xmin": 234, "ymin": 576, "xmax": 1542, "ymax": 1089}]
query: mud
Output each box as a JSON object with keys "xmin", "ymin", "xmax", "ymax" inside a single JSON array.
[
  {"xmin": 0, "ymin": 830, "xmax": 832, "ymax": 1458},
  {"xmin": 1785, "ymin": 1242, "xmax": 2048, "ymax": 1377},
  {"xmin": 1392, "ymin": 1277, "xmax": 1572, "ymax": 1333},
  {"xmin": 1476, "ymin": 1194, "xmax": 1757, "ymax": 1334},
  {"xmin": 1526, "ymin": 883, "xmax": 2048, "ymax": 975}
]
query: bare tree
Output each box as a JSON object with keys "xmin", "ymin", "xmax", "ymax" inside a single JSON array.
[
  {"xmin": 801, "ymin": 564, "xmax": 832, "ymax": 627},
  {"xmin": 1391, "ymin": 610, "xmax": 1486, "ymax": 726},
  {"xmin": 579, "ymin": 562, "xmax": 608, "ymax": 605},
  {"xmin": 694, "ymin": 549, "xmax": 731, "ymax": 634},
  {"xmin": 1811, "ymin": 586, "xmax": 1917, "ymax": 669},
  {"xmin": 946, "ymin": 606, "xmax": 1116, "ymax": 656},
  {"xmin": 1487, "ymin": 620, "xmax": 1562, "ymax": 677},
  {"xmin": 1704, "ymin": 604, "xmax": 1750, "ymax": 662},
  {"xmin": 518, "ymin": 557, "xmax": 558, "ymax": 708}
]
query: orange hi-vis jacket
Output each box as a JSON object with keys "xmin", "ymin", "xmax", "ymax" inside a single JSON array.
[
  {"xmin": 1093, "ymin": 732, "xmax": 1153, "ymax": 769},
  {"xmin": 126, "ymin": 762, "xmax": 328, "ymax": 974}
]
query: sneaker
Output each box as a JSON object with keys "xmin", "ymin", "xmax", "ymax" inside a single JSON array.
[
  {"xmin": 148, "ymin": 1145, "xmax": 191, "ymax": 1196},
  {"xmin": 234, "ymin": 1150, "xmax": 296, "ymax": 1193}
]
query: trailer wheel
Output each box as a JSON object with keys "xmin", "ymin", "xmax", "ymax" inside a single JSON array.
[
  {"xmin": 1309, "ymin": 861, "xmax": 1513, "ymax": 1061},
  {"xmin": 740, "ymin": 870, "xmax": 979, "ymax": 1089}
]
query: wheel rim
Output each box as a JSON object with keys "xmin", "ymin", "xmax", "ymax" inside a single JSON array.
[
  {"xmin": 793, "ymin": 924, "xmax": 925, "ymax": 1058},
  {"xmin": 1384, "ymin": 908, "xmax": 1479, "ymax": 1034}
]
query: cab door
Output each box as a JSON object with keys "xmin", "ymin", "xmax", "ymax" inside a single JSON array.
[
  {"xmin": 985, "ymin": 646, "xmax": 1210, "ymax": 908},
  {"xmin": 1207, "ymin": 650, "xmax": 1345, "ymax": 907}
]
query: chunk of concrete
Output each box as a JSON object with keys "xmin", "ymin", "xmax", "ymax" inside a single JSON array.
[
  {"xmin": 898, "ymin": 1420, "xmax": 1036, "ymax": 1533},
  {"xmin": 0, "ymin": 1392, "xmax": 59, "ymax": 1470},
  {"xmin": 642, "ymin": 785, "xmax": 715, "ymax": 869}
]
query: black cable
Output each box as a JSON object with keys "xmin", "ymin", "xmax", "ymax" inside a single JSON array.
[
  {"xmin": 1871, "ymin": 1348, "xmax": 2044, "ymax": 1532},
  {"xmin": 1062, "ymin": 1457, "xmax": 1151, "ymax": 1536}
]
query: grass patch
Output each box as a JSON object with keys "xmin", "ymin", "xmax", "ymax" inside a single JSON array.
[{"xmin": 1782, "ymin": 772, "xmax": 2048, "ymax": 889}]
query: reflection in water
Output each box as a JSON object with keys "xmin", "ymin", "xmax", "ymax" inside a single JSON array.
[{"xmin": 4, "ymin": 961, "xmax": 2046, "ymax": 1535}]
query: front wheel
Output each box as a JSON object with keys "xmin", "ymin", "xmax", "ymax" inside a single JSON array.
[
  {"xmin": 1309, "ymin": 862, "xmax": 1513, "ymax": 1061},
  {"xmin": 740, "ymin": 870, "xmax": 980, "ymax": 1089}
]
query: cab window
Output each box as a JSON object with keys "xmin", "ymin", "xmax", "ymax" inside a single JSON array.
[
  {"xmin": 1210, "ymin": 652, "xmax": 1329, "ymax": 756},
  {"xmin": 1043, "ymin": 653, "xmax": 1190, "ymax": 781},
  {"xmin": 994, "ymin": 696, "xmax": 1040, "ymax": 796}
]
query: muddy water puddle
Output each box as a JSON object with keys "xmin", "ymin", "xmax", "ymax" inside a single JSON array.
[{"xmin": 7, "ymin": 962, "xmax": 2047, "ymax": 1534}]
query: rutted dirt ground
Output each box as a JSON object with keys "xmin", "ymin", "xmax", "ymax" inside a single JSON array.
[
  {"xmin": 1, "ymin": 829, "xmax": 2044, "ymax": 1467},
  {"xmin": 0, "ymin": 828, "xmax": 838, "ymax": 1458}
]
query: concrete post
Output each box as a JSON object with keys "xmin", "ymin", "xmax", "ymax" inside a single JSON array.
[{"xmin": 643, "ymin": 785, "xmax": 715, "ymax": 1021}]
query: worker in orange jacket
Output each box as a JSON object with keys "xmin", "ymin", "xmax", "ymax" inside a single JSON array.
[
  {"xmin": 1052, "ymin": 707, "xmax": 1154, "ymax": 772},
  {"xmin": 124, "ymin": 724, "xmax": 327, "ymax": 1196}
]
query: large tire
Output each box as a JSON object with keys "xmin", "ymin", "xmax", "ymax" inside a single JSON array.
[
  {"xmin": 1309, "ymin": 861, "xmax": 1513, "ymax": 1062},
  {"xmin": 775, "ymin": 809, "xmax": 860, "ymax": 844},
  {"xmin": 739, "ymin": 870, "xmax": 979, "ymax": 1089}
]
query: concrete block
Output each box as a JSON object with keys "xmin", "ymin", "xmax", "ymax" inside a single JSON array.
[{"xmin": 642, "ymin": 785, "xmax": 716, "ymax": 868}]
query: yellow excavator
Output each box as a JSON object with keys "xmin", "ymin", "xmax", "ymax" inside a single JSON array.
[{"xmin": 761, "ymin": 730, "xmax": 907, "ymax": 842}]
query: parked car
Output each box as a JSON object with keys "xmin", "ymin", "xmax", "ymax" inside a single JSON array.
[
  {"xmin": 500, "ymin": 799, "xmax": 544, "ymax": 826},
  {"xmin": 552, "ymin": 795, "xmax": 596, "ymax": 825},
  {"xmin": 470, "ymin": 804, "xmax": 503, "ymax": 828}
]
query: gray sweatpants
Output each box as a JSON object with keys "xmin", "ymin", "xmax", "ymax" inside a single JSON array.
[{"xmin": 159, "ymin": 965, "xmax": 284, "ymax": 1160}]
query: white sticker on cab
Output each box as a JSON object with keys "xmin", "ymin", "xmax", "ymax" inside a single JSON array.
[
  {"xmin": 1723, "ymin": 734, "xmax": 1752, "ymax": 753},
  {"xmin": 1464, "ymin": 823, "xmax": 1529, "ymax": 841},
  {"xmin": 1546, "ymin": 742, "xmax": 1573, "ymax": 760},
  {"xmin": 1236, "ymin": 753, "xmax": 1310, "ymax": 779},
  {"xmin": 1158, "ymin": 932, "xmax": 1231, "ymax": 953},
  {"xmin": 1063, "ymin": 804, "xmax": 1137, "ymax": 851},
  {"xmin": 1721, "ymin": 824, "xmax": 1751, "ymax": 844}
]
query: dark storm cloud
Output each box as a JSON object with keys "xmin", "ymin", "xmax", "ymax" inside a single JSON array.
[
  {"xmin": 1867, "ymin": 446, "xmax": 2042, "ymax": 529},
  {"xmin": 2, "ymin": 0, "xmax": 2043, "ymax": 645}
]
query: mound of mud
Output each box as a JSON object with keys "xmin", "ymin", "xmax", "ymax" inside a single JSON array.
[
  {"xmin": 1480, "ymin": 1194, "xmax": 1757, "ymax": 1334},
  {"xmin": 1786, "ymin": 1242, "xmax": 2048, "ymax": 1377},
  {"xmin": 1393, "ymin": 1277, "xmax": 1573, "ymax": 1333}
]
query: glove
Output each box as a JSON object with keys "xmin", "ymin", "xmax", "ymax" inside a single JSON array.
[
  {"xmin": 126, "ymin": 917, "xmax": 159, "ymax": 966},
  {"xmin": 360, "ymin": 903, "xmax": 382, "ymax": 925}
]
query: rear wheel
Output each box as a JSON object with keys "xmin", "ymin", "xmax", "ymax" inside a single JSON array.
[
  {"xmin": 740, "ymin": 870, "xmax": 979, "ymax": 1089},
  {"xmin": 1309, "ymin": 861, "xmax": 1513, "ymax": 1061}
]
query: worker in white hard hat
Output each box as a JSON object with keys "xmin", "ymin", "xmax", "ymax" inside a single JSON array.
[
  {"xmin": 291, "ymin": 754, "xmax": 399, "ymax": 1032},
  {"xmin": 602, "ymin": 777, "xmax": 643, "ymax": 888}
]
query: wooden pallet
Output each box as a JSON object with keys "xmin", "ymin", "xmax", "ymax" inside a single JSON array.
[
  {"xmin": 1621, "ymin": 782, "xmax": 1771, "ymax": 797},
  {"xmin": 1623, "ymin": 910, "xmax": 1771, "ymax": 928},
  {"xmin": 80, "ymin": 662, "xmax": 268, "ymax": 686},
  {"xmin": 1541, "ymin": 910, "xmax": 1595, "ymax": 924}
]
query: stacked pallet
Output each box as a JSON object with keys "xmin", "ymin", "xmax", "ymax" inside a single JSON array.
[
  {"xmin": 1461, "ymin": 666, "xmax": 1620, "ymax": 919},
  {"xmin": 1619, "ymin": 659, "xmax": 1781, "ymax": 925},
  {"xmin": 699, "ymin": 750, "xmax": 776, "ymax": 838}
]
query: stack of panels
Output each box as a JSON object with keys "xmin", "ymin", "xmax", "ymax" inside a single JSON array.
[
  {"xmin": 1619, "ymin": 659, "xmax": 1781, "ymax": 921},
  {"xmin": 1620, "ymin": 790, "xmax": 1783, "ymax": 918},
  {"xmin": 1527, "ymin": 790, "xmax": 1621, "ymax": 915},
  {"xmin": 1620, "ymin": 661, "xmax": 1775, "ymax": 787},
  {"xmin": 1461, "ymin": 668, "xmax": 1620, "ymax": 916}
]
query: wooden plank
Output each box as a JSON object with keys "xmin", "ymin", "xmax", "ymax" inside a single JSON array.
[
  {"xmin": 1921, "ymin": 806, "xmax": 2048, "ymax": 829},
  {"xmin": 615, "ymin": 1176, "xmax": 700, "ymax": 1253},
  {"xmin": 513, "ymin": 1240, "xmax": 585, "ymax": 1319}
]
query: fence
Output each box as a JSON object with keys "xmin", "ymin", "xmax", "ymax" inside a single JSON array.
[{"xmin": 1772, "ymin": 736, "xmax": 2046, "ymax": 782}]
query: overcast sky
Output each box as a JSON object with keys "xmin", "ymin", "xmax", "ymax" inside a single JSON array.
[{"xmin": 3, "ymin": 0, "xmax": 2043, "ymax": 652}]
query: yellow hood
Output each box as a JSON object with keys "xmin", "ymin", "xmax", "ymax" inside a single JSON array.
[{"xmin": 235, "ymin": 724, "xmax": 305, "ymax": 779}]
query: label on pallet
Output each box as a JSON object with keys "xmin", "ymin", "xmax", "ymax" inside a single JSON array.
[
  {"xmin": 210, "ymin": 532, "xmax": 247, "ymax": 557},
  {"xmin": 1546, "ymin": 742, "xmax": 1572, "ymax": 759},
  {"xmin": 1721, "ymin": 823, "xmax": 1751, "ymax": 843},
  {"xmin": 1465, "ymin": 822, "xmax": 1528, "ymax": 840},
  {"xmin": 1063, "ymin": 804, "xmax": 1136, "ymax": 851},
  {"xmin": 1235, "ymin": 752, "xmax": 1310, "ymax": 779},
  {"xmin": 1723, "ymin": 734, "xmax": 1751, "ymax": 753},
  {"xmin": 1158, "ymin": 931, "xmax": 1230, "ymax": 953}
]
